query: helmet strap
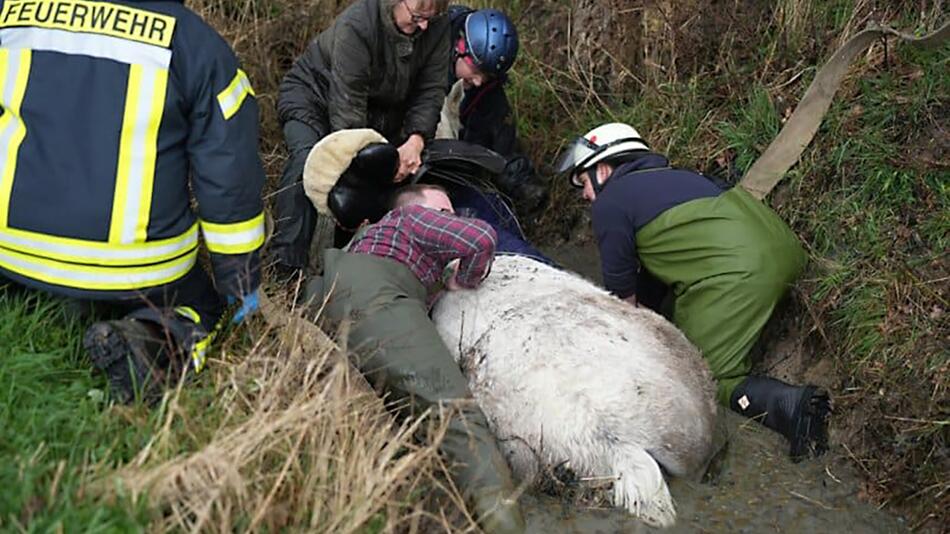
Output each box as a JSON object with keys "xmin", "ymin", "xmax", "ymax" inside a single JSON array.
[
  {"xmin": 587, "ymin": 167, "xmax": 604, "ymax": 194},
  {"xmin": 454, "ymin": 37, "xmax": 477, "ymax": 67}
]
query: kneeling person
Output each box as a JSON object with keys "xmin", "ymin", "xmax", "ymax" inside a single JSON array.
[
  {"xmin": 318, "ymin": 184, "xmax": 525, "ymax": 534},
  {"xmin": 556, "ymin": 123, "xmax": 831, "ymax": 460}
]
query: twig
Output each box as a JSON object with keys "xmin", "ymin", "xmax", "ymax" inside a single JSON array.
[
  {"xmin": 842, "ymin": 442, "xmax": 873, "ymax": 477},
  {"xmin": 825, "ymin": 466, "xmax": 842, "ymax": 484},
  {"xmin": 788, "ymin": 489, "xmax": 835, "ymax": 510}
]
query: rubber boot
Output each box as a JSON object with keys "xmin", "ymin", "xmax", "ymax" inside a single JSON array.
[
  {"xmin": 495, "ymin": 156, "xmax": 549, "ymax": 218},
  {"xmin": 442, "ymin": 405, "xmax": 526, "ymax": 534},
  {"xmin": 730, "ymin": 376, "xmax": 831, "ymax": 461},
  {"xmin": 83, "ymin": 319, "xmax": 177, "ymax": 405}
]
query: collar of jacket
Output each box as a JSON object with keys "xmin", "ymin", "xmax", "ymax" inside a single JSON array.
[
  {"xmin": 612, "ymin": 153, "xmax": 671, "ymax": 177},
  {"xmin": 380, "ymin": 0, "xmax": 416, "ymax": 58}
]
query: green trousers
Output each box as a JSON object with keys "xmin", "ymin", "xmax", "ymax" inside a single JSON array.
[
  {"xmin": 636, "ymin": 187, "xmax": 807, "ymax": 405},
  {"xmin": 320, "ymin": 249, "xmax": 516, "ymax": 499}
]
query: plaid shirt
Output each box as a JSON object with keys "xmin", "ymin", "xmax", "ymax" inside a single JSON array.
[{"xmin": 350, "ymin": 205, "xmax": 497, "ymax": 289}]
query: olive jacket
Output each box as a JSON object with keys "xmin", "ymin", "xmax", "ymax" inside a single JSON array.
[{"xmin": 277, "ymin": 0, "xmax": 450, "ymax": 141}]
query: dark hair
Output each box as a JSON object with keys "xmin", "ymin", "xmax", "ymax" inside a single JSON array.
[{"xmin": 389, "ymin": 183, "xmax": 449, "ymax": 209}]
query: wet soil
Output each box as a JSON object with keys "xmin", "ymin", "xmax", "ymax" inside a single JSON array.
[{"xmin": 523, "ymin": 241, "xmax": 910, "ymax": 533}]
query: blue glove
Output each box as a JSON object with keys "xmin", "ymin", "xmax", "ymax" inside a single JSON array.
[{"xmin": 229, "ymin": 288, "xmax": 260, "ymax": 325}]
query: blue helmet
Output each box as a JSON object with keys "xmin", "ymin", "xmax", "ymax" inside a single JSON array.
[{"xmin": 464, "ymin": 9, "xmax": 519, "ymax": 76}]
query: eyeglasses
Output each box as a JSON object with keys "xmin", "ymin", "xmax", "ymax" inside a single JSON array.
[{"xmin": 401, "ymin": 0, "xmax": 440, "ymax": 24}]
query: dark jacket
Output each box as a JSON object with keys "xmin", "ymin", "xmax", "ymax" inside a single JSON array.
[
  {"xmin": 592, "ymin": 154, "xmax": 724, "ymax": 298},
  {"xmin": 0, "ymin": 0, "xmax": 265, "ymax": 300},
  {"xmin": 446, "ymin": 5, "xmax": 517, "ymax": 158},
  {"xmin": 277, "ymin": 0, "xmax": 450, "ymax": 141}
]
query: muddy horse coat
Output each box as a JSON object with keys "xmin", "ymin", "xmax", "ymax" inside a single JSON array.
[{"xmin": 432, "ymin": 255, "xmax": 718, "ymax": 527}]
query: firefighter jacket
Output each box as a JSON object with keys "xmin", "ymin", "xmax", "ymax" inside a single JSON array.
[{"xmin": 0, "ymin": 0, "xmax": 265, "ymax": 300}]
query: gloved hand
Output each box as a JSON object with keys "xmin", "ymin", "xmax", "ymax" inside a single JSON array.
[{"xmin": 228, "ymin": 288, "xmax": 260, "ymax": 325}]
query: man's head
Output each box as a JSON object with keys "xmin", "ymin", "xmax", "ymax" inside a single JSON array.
[
  {"xmin": 392, "ymin": 0, "xmax": 448, "ymax": 35},
  {"xmin": 391, "ymin": 184, "xmax": 454, "ymax": 213},
  {"xmin": 555, "ymin": 122, "xmax": 650, "ymax": 202},
  {"xmin": 454, "ymin": 9, "xmax": 518, "ymax": 89}
]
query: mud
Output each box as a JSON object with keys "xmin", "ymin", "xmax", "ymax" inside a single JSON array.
[{"xmin": 523, "ymin": 242, "xmax": 910, "ymax": 533}]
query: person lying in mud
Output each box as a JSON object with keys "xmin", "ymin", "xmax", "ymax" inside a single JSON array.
[
  {"xmin": 311, "ymin": 183, "xmax": 526, "ymax": 534},
  {"xmin": 556, "ymin": 122, "xmax": 832, "ymax": 460},
  {"xmin": 272, "ymin": 0, "xmax": 450, "ymax": 277}
]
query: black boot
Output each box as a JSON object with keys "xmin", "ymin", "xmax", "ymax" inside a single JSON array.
[
  {"xmin": 83, "ymin": 320, "xmax": 178, "ymax": 405},
  {"xmin": 730, "ymin": 376, "xmax": 831, "ymax": 461},
  {"xmin": 495, "ymin": 155, "xmax": 549, "ymax": 218}
]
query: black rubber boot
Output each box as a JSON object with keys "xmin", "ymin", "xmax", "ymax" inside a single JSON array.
[
  {"xmin": 495, "ymin": 155, "xmax": 549, "ymax": 218},
  {"xmin": 730, "ymin": 376, "xmax": 831, "ymax": 461},
  {"xmin": 83, "ymin": 320, "xmax": 177, "ymax": 405}
]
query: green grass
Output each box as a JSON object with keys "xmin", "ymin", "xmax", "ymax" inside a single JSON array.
[
  {"xmin": 0, "ymin": 288, "xmax": 151, "ymax": 531},
  {"xmin": 505, "ymin": 0, "xmax": 948, "ymax": 526}
]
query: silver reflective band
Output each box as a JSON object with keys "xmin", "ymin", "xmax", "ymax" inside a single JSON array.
[
  {"xmin": 217, "ymin": 69, "xmax": 254, "ymax": 120},
  {"xmin": 0, "ymin": 226, "xmax": 197, "ymax": 265},
  {"xmin": 202, "ymin": 224, "xmax": 264, "ymax": 250},
  {"xmin": 113, "ymin": 63, "xmax": 167, "ymax": 244},
  {"xmin": 0, "ymin": 246, "xmax": 196, "ymax": 290},
  {"xmin": 0, "ymin": 27, "xmax": 171, "ymax": 68}
]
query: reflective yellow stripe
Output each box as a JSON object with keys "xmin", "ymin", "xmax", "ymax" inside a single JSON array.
[
  {"xmin": 190, "ymin": 334, "xmax": 212, "ymax": 374},
  {"xmin": 216, "ymin": 69, "xmax": 254, "ymax": 120},
  {"xmin": 201, "ymin": 212, "xmax": 265, "ymax": 254},
  {"xmin": 173, "ymin": 306, "xmax": 219, "ymax": 373},
  {"xmin": 110, "ymin": 64, "xmax": 139, "ymax": 242},
  {"xmin": 174, "ymin": 306, "xmax": 201, "ymax": 325},
  {"xmin": 0, "ymin": 223, "xmax": 197, "ymax": 266},
  {"xmin": 0, "ymin": 246, "xmax": 196, "ymax": 290},
  {"xmin": 110, "ymin": 64, "xmax": 168, "ymax": 244},
  {"xmin": 0, "ymin": 48, "xmax": 31, "ymax": 228}
]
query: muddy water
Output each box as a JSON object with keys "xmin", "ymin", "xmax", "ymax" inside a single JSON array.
[{"xmin": 519, "ymin": 242, "xmax": 909, "ymax": 533}]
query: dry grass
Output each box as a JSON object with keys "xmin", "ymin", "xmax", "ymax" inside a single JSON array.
[{"xmin": 100, "ymin": 302, "xmax": 470, "ymax": 532}]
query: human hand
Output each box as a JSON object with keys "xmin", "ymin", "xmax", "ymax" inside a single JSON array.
[
  {"xmin": 443, "ymin": 259, "xmax": 462, "ymax": 291},
  {"xmin": 395, "ymin": 134, "xmax": 424, "ymax": 182}
]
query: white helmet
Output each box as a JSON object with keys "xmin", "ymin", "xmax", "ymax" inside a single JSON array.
[{"xmin": 555, "ymin": 122, "xmax": 649, "ymax": 187}]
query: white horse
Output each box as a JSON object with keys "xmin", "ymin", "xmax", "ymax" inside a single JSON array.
[{"xmin": 432, "ymin": 255, "xmax": 718, "ymax": 527}]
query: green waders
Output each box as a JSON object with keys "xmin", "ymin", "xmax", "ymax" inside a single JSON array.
[
  {"xmin": 636, "ymin": 187, "xmax": 807, "ymax": 405},
  {"xmin": 320, "ymin": 249, "xmax": 524, "ymax": 533}
]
